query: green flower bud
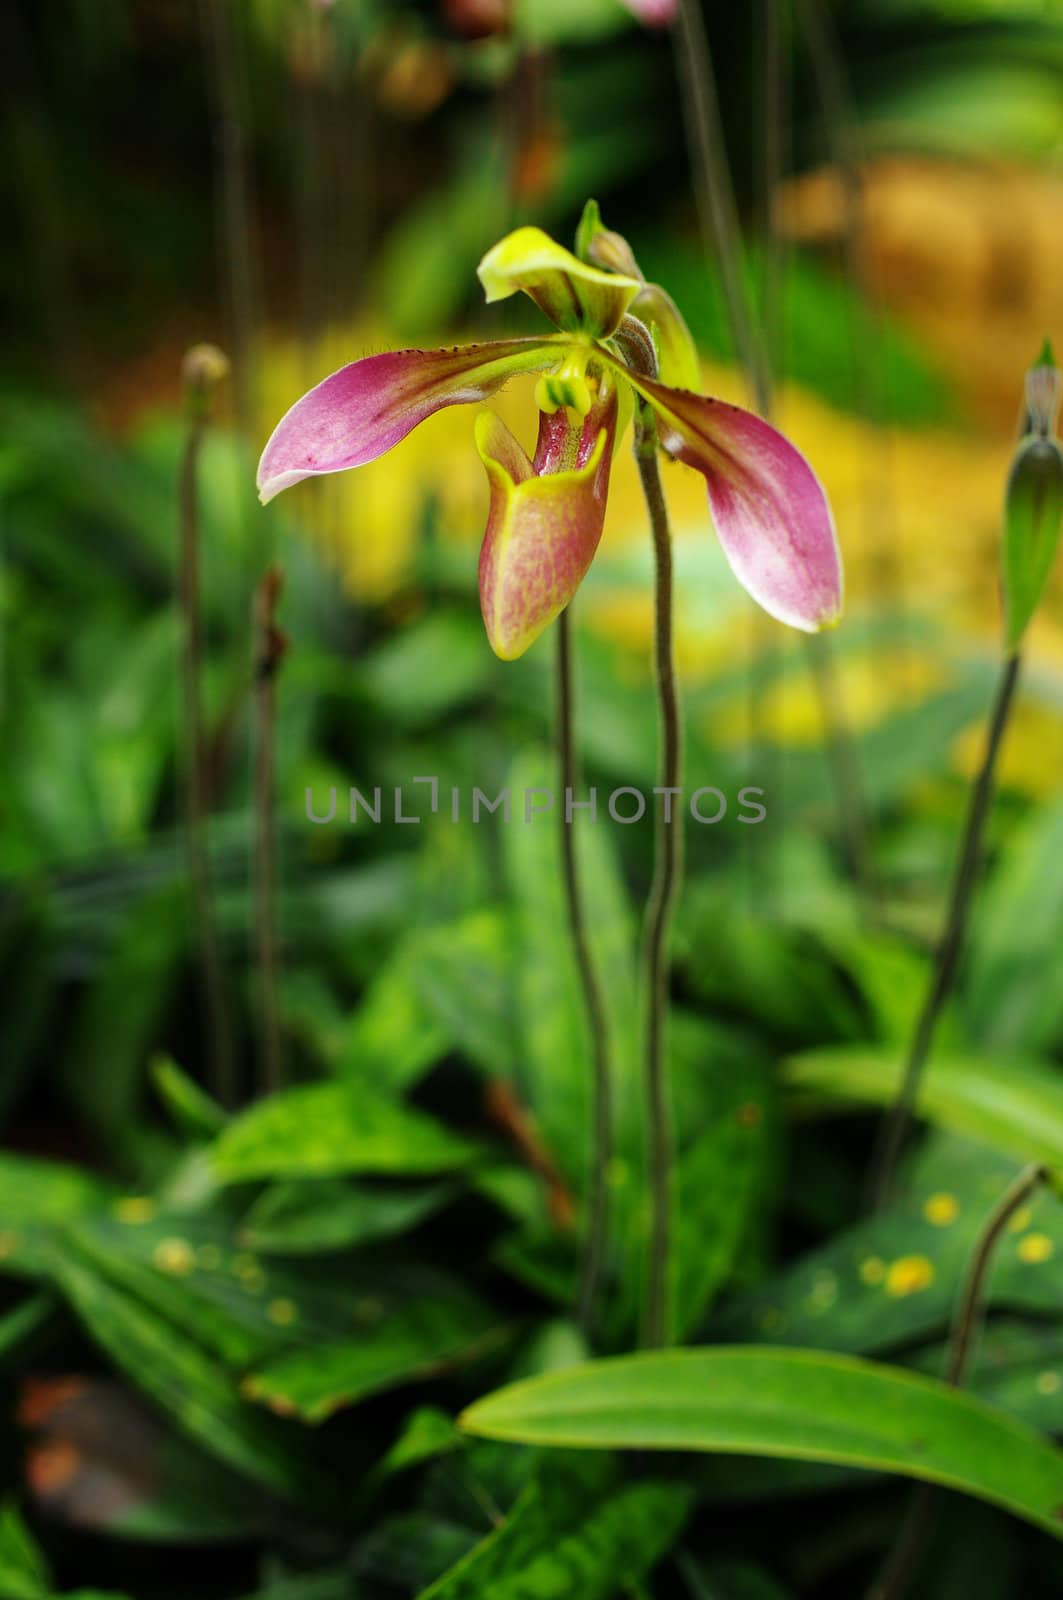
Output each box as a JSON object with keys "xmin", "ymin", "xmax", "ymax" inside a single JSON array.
[
  {"xmin": 1002, "ymin": 400, "xmax": 1063, "ymax": 652},
  {"xmin": 576, "ymin": 200, "xmax": 700, "ymax": 392}
]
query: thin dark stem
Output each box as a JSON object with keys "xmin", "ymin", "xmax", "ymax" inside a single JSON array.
[
  {"xmin": 178, "ymin": 412, "xmax": 236, "ymax": 1108},
  {"xmin": 636, "ymin": 419, "xmax": 683, "ymax": 1350},
  {"xmin": 200, "ymin": 0, "xmax": 259, "ymax": 443},
  {"xmin": 866, "ymin": 1163, "xmax": 1046, "ymax": 1600},
  {"xmin": 673, "ymin": 0, "xmax": 768, "ymax": 411},
  {"xmin": 556, "ymin": 607, "xmax": 614, "ymax": 1337},
  {"xmin": 869, "ymin": 651, "xmax": 1022, "ymax": 1208},
  {"xmin": 253, "ymin": 567, "xmax": 288, "ymax": 1097},
  {"xmin": 805, "ymin": 629, "xmax": 879, "ymax": 910}
]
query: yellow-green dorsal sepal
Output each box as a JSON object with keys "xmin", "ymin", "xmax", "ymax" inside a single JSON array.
[{"xmin": 477, "ymin": 227, "xmax": 641, "ymax": 340}]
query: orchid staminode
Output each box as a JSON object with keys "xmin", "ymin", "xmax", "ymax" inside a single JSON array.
[{"xmin": 257, "ymin": 214, "xmax": 842, "ymax": 659}]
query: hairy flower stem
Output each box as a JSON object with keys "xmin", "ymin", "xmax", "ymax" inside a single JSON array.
[
  {"xmin": 179, "ymin": 361, "xmax": 236, "ymax": 1108},
  {"xmin": 556, "ymin": 607, "xmax": 614, "ymax": 1337},
  {"xmin": 867, "ymin": 1162, "xmax": 1046, "ymax": 1600},
  {"xmin": 636, "ymin": 413, "xmax": 683, "ymax": 1350},
  {"xmin": 870, "ymin": 651, "xmax": 1022, "ymax": 1209},
  {"xmin": 253, "ymin": 566, "xmax": 289, "ymax": 1097}
]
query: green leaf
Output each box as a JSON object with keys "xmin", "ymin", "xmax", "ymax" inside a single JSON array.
[
  {"xmin": 48, "ymin": 1235, "xmax": 334, "ymax": 1513},
  {"xmin": 211, "ymin": 1082, "xmax": 482, "ymax": 1185},
  {"xmin": 242, "ymin": 1286, "xmax": 501, "ymax": 1422},
  {"xmin": 0, "ymin": 1294, "xmax": 57, "ymax": 1369},
  {"xmin": 0, "ymin": 1501, "xmax": 50, "ymax": 1599},
  {"xmin": 150, "ymin": 1055, "xmax": 227, "ymax": 1141},
  {"xmin": 783, "ymin": 1045, "xmax": 1063, "ymax": 1167},
  {"xmin": 460, "ymin": 1347, "xmax": 1063, "ymax": 1538},
  {"xmin": 0, "ymin": 1155, "xmax": 116, "ymax": 1279},
  {"xmin": 416, "ymin": 1456, "xmax": 691, "ymax": 1600},
  {"xmin": 408, "ymin": 910, "xmax": 520, "ymax": 1080},
  {"xmin": 966, "ymin": 794, "xmax": 1063, "ymax": 1053},
  {"xmin": 238, "ymin": 1180, "xmax": 451, "ymax": 1255},
  {"xmin": 715, "ymin": 1135, "xmax": 1063, "ymax": 1360},
  {"xmin": 60, "ymin": 881, "xmax": 185, "ymax": 1174},
  {"xmin": 669, "ymin": 1014, "xmax": 772, "ymax": 1338},
  {"xmin": 502, "ymin": 749, "xmax": 640, "ymax": 1195}
]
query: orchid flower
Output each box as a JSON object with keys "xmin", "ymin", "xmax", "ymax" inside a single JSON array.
[{"xmin": 258, "ymin": 220, "xmax": 842, "ymax": 659}]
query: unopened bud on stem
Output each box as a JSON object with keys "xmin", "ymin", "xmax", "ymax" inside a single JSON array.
[
  {"xmin": 182, "ymin": 344, "xmax": 230, "ymax": 423},
  {"xmin": 1002, "ymin": 340, "xmax": 1063, "ymax": 652}
]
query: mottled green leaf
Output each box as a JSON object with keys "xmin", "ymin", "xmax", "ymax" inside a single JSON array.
[
  {"xmin": 669, "ymin": 1014, "xmax": 772, "ymax": 1338},
  {"xmin": 49, "ymin": 1237, "xmax": 333, "ymax": 1513},
  {"xmin": 416, "ymin": 1455, "xmax": 691, "ymax": 1600},
  {"xmin": 715, "ymin": 1136, "xmax": 1063, "ymax": 1357},
  {"xmin": 461, "ymin": 1347, "xmax": 1063, "ymax": 1538},
  {"xmin": 211, "ymin": 1082, "xmax": 482, "ymax": 1185},
  {"xmin": 0, "ymin": 1155, "xmax": 116, "ymax": 1279},
  {"xmin": 243, "ymin": 1286, "xmax": 501, "ymax": 1422},
  {"xmin": 238, "ymin": 1179, "xmax": 451, "ymax": 1255}
]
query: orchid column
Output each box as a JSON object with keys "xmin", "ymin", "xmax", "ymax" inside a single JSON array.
[{"xmin": 257, "ymin": 211, "xmax": 842, "ymax": 1347}]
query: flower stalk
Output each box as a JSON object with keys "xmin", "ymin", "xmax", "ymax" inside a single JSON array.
[
  {"xmin": 635, "ymin": 407, "xmax": 683, "ymax": 1351},
  {"xmin": 252, "ymin": 564, "xmax": 289, "ymax": 1097},
  {"xmin": 868, "ymin": 649, "xmax": 1021, "ymax": 1208},
  {"xmin": 179, "ymin": 344, "xmax": 236, "ymax": 1108},
  {"xmin": 555, "ymin": 607, "xmax": 615, "ymax": 1335},
  {"xmin": 871, "ymin": 344, "xmax": 1062, "ymax": 1207},
  {"xmin": 867, "ymin": 1163, "xmax": 1047, "ymax": 1600}
]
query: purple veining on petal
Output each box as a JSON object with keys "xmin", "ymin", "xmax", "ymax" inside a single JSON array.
[
  {"xmin": 617, "ymin": 367, "xmax": 842, "ymax": 631},
  {"xmin": 256, "ymin": 339, "xmax": 559, "ymax": 503},
  {"xmin": 477, "ymin": 385, "xmax": 618, "ymax": 660}
]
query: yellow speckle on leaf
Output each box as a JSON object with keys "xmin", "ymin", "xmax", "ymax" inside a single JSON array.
[
  {"xmin": 1008, "ymin": 1207, "xmax": 1033, "ymax": 1234},
  {"xmin": 114, "ymin": 1197, "xmax": 156, "ymax": 1224},
  {"xmin": 1018, "ymin": 1232, "xmax": 1054, "ymax": 1264},
  {"xmin": 759, "ymin": 1307, "xmax": 786, "ymax": 1334},
  {"xmin": 924, "ymin": 1192, "xmax": 959, "ymax": 1226},
  {"xmin": 267, "ymin": 1298, "xmax": 298, "ymax": 1327},
  {"xmin": 196, "ymin": 1244, "xmax": 221, "ymax": 1271},
  {"xmin": 1036, "ymin": 1371, "xmax": 1061, "ymax": 1396},
  {"xmin": 804, "ymin": 1273, "xmax": 838, "ymax": 1313},
  {"xmin": 859, "ymin": 1256, "xmax": 886, "ymax": 1285},
  {"xmin": 233, "ymin": 1254, "xmax": 265, "ymax": 1292},
  {"xmin": 153, "ymin": 1237, "xmax": 195, "ymax": 1276},
  {"xmin": 886, "ymin": 1255, "xmax": 935, "ymax": 1297},
  {"xmin": 0, "ymin": 1231, "xmax": 19, "ymax": 1261}
]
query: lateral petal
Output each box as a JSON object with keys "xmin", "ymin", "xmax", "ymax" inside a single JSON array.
[
  {"xmin": 257, "ymin": 339, "xmax": 560, "ymax": 503},
  {"xmin": 604, "ymin": 359, "xmax": 843, "ymax": 631}
]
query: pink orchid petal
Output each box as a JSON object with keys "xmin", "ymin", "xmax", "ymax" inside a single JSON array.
[
  {"xmin": 608, "ymin": 362, "xmax": 842, "ymax": 631},
  {"xmin": 257, "ymin": 339, "xmax": 560, "ymax": 503},
  {"xmin": 477, "ymin": 386, "xmax": 618, "ymax": 660}
]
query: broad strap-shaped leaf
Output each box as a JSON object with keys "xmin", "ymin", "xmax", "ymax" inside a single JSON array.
[
  {"xmin": 601, "ymin": 354, "xmax": 842, "ymax": 631},
  {"xmin": 257, "ymin": 339, "xmax": 559, "ymax": 503},
  {"xmin": 783, "ymin": 1045, "xmax": 1063, "ymax": 1168},
  {"xmin": 241, "ymin": 1285, "xmax": 500, "ymax": 1422},
  {"xmin": 460, "ymin": 1347, "xmax": 1063, "ymax": 1539},
  {"xmin": 416, "ymin": 1454, "xmax": 691, "ymax": 1600},
  {"xmin": 0, "ymin": 1153, "xmax": 117, "ymax": 1281},
  {"xmin": 477, "ymin": 385, "xmax": 618, "ymax": 660},
  {"xmin": 478, "ymin": 228, "xmax": 640, "ymax": 338},
  {"xmin": 210, "ymin": 1080, "xmax": 482, "ymax": 1185},
  {"xmin": 48, "ymin": 1237, "xmax": 335, "ymax": 1513},
  {"xmin": 714, "ymin": 1133, "xmax": 1063, "ymax": 1359}
]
